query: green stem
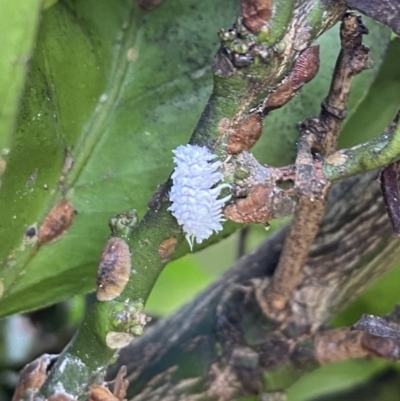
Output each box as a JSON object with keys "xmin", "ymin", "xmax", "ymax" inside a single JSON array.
[{"xmin": 323, "ymin": 110, "xmax": 400, "ymax": 181}]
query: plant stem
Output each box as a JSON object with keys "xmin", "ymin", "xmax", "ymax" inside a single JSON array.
[
  {"xmin": 324, "ymin": 110, "xmax": 400, "ymax": 181},
  {"xmin": 37, "ymin": 0, "xmax": 347, "ymax": 397},
  {"xmin": 262, "ymin": 12, "xmax": 371, "ymax": 316}
]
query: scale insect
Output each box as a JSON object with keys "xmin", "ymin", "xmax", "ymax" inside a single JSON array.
[{"xmin": 96, "ymin": 237, "xmax": 131, "ymax": 301}]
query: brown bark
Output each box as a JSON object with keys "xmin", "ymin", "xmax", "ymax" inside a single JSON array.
[{"xmin": 108, "ymin": 169, "xmax": 398, "ymax": 400}]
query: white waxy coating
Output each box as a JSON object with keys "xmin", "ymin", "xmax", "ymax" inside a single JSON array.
[{"xmin": 168, "ymin": 145, "xmax": 231, "ymax": 250}]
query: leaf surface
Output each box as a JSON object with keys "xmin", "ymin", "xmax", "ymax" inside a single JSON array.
[
  {"xmin": 0, "ymin": 0, "xmax": 42, "ymax": 169},
  {"xmin": 0, "ymin": 0, "xmax": 238, "ymax": 316}
]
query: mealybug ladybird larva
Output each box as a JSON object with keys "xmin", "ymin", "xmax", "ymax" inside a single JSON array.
[
  {"xmin": 168, "ymin": 145, "xmax": 231, "ymax": 250},
  {"xmin": 96, "ymin": 237, "xmax": 131, "ymax": 302}
]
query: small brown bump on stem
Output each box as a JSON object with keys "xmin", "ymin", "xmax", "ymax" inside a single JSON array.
[
  {"xmin": 264, "ymin": 81, "xmax": 296, "ymax": 110},
  {"xmin": 224, "ymin": 184, "xmax": 293, "ymax": 224},
  {"xmin": 105, "ymin": 331, "xmax": 134, "ymax": 349},
  {"xmin": 224, "ymin": 185, "xmax": 273, "ymax": 224},
  {"xmin": 241, "ymin": 0, "xmax": 273, "ymax": 34},
  {"xmin": 158, "ymin": 237, "xmax": 177, "ymax": 263},
  {"xmin": 38, "ymin": 200, "xmax": 75, "ymax": 245},
  {"xmin": 380, "ymin": 163, "xmax": 400, "ymax": 236},
  {"xmin": 227, "ymin": 114, "xmax": 263, "ymax": 154},
  {"xmin": 265, "ymin": 46, "xmax": 320, "ymax": 110},
  {"xmin": 96, "ymin": 237, "xmax": 131, "ymax": 302},
  {"xmin": 264, "ymin": 45, "xmax": 319, "ymax": 109},
  {"xmin": 290, "ymin": 46, "xmax": 320, "ymax": 88}
]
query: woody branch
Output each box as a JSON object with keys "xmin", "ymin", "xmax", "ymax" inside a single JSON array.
[{"xmin": 32, "ymin": 0, "xmax": 347, "ymax": 399}]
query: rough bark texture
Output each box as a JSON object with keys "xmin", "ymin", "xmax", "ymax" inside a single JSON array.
[{"xmin": 108, "ymin": 169, "xmax": 399, "ymax": 400}]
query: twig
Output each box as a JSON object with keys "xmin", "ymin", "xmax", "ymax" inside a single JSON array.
[
  {"xmin": 264, "ymin": 132, "xmax": 330, "ymax": 312},
  {"xmin": 323, "ymin": 111, "xmax": 400, "ymax": 181},
  {"xmin": 262, "ymin": 13, "xmax": 372, "ymax": 315},
  {"xmin": 345, "ymin": 0, "xmax": 400, "ymax": 36},
  {"xmin": 319, "ymin": 13, "xmax": 371, "ymax": 154}
]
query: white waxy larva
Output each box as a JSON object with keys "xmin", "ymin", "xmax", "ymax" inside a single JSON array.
[
  {"xmin": 168, "ymin": 144, "xmax": 231, "ymax": 250},
  {"xmin": 96, "ymin": 237, "xmax": 131, "ymax": 301}
]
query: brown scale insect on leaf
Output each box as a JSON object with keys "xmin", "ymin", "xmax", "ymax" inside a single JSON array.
[
  {"xmin": 96, "ymin": 237, "xmax": 131, "ymax": 302},
  {"xmin": 38, "ymin": 200, "xmax": 75, "ymax": 245}
]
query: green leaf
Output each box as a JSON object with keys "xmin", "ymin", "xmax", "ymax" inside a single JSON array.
[
  {"xmin": 287, "ymin": 359, "xmax": 392, "ymax": 401},
  {"xmin": 0, "ymin": 0, "xmax": 238, "ymax": 317},
  {"xmin": 145, "ymin": 255, "xmax": 213, "ymax": 316},
  {"xmin": 0, "ymin": 0, "xmax": 42, "ymax": 165}
]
